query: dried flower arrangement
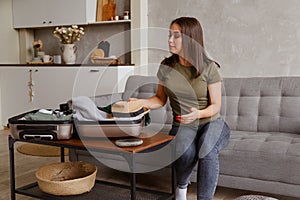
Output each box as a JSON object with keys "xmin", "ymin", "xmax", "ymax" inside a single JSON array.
[{"xmin": 53, "ymin": 25, "xmax": 85, "ymax": 44}]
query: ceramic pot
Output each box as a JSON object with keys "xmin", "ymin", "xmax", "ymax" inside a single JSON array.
[{"xmin": 61, "ymin": 44, "xmax": 77, "ymax": 64}]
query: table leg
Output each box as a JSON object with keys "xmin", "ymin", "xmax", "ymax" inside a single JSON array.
[
  {"xmin": 171, "ymin": 161, "xmax": 176, "ymax": 200},
  {"xmin": 60, "ymin": 147, "xmax": 65, "ymax": 162},
  {"xmin": 8, "ymin": 136, "xmax": 16, "ymax": 200},
  {"xmin": 171, "ymin": 140, "xmax": 176, "ymax": 200},
  {"xmin": 130, "ymin": 153, "xmax": 136, "ymax": 200},
  {"xmin": 122, "ymin": 152, "xmax": 136, "ymax": 200},
  {"xmin": 130, "ymin": 172, "xmax": 136, "ymax": 200}
]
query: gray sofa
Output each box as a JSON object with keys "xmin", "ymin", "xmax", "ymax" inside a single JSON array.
[{"xmin": 70, "ymin": 75, "xmax": 300, "ymax": 198}]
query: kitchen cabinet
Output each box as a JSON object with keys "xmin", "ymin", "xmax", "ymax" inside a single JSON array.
[
  {"xmin": 0, "ymin": 66, "xmax": 134, "ymax": 126},
  {"xmin": 12, "ymin": 0, "xmax": 97, "ymax": 28}
]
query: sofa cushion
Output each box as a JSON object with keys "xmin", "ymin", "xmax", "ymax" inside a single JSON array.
[
  {"xmin": 221, "ymin": 77, "xmax": 300, "ymax": 134},
  {"xmin": 219, "ymin": 130, "xmax": 300, "ymax": 185}
]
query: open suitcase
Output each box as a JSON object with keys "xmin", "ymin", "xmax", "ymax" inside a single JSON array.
[
  {"xmin": 74, "ymin": 115, "xmax": 145, "ymax": 138},
  {"xmin": 8, "ymin": 110, "xmax": 73, "ymax": 140}
]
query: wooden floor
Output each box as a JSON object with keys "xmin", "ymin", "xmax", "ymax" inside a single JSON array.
[{"xmin": 1, "ymin": 129, "xmax": 299, "ymax": 200}]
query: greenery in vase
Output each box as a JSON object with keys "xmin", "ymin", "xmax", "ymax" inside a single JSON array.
[{"xmin": 53, "ymin": 25, "xmax": 85, "ymax": 44}]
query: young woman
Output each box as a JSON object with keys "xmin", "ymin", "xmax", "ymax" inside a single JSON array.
[{"xmin": 130, "ymin": 17, "xmax": 230, "ymax": 200}]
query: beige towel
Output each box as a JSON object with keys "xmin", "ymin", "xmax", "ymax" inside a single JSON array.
[{"xmin": 112, "ymin": 101, "xmax": 144, "ymax": 114}]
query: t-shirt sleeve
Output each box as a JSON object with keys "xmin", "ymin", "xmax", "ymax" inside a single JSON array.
[
  {"xmin": 156, "ymin": 60, "xmax": 169, "ymax": 82},
  {"xmin": 207, "ymin": 62, "xmax": 222, "ymax": 84},
  {"xmin": 157, "ymin": 64, "xmax": 164, "ymax": 81}
]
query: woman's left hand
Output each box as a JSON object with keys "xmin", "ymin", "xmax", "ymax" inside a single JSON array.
[{"xmin": 176, "ymin": 107, "xmax": 199, "ymax": 124}]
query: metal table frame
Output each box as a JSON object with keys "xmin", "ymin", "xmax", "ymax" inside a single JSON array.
[{"xmin": 9, "ymin": 135, "xmax": 176, "ymax": 200}]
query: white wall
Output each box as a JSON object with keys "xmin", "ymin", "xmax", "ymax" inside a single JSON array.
[
  {"xmin": 0, "ymin": 0, "xmax": 19, "ymax": 128},
  {"xmin": 0, "ymin": 66, "xmax": 1, "ymax": 128},
  {"xmin": 0, "ymin": 0, "xmax": 19, "ymax": 64},
  {"xmin": 147, "ymin": 0, "xmax": 300, "ymax": 77}
]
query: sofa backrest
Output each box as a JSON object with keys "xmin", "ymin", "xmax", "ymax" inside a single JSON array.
[
  {"xmin": 221, "ymin": 77, "xmax": 300, "ymax": 133},
  {"xmin": 123, "ymin": 75, "xmax": 300, "ymax": 134}
]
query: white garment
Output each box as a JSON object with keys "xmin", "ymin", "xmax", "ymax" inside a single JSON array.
[{"xmin": 72, "ymin": 96, "xmax": 106, "ymax": 121}]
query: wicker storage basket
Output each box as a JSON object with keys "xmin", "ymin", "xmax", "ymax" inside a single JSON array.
[{"xmin": 35, "ymin": 162, "xmax": 97, "ymax": 196}]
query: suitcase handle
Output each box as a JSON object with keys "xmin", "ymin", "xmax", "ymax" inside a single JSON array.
[
  {"xmin": 17, "ymin": 125, "xmax": 57, "ymax": 131},
  {"xmin": 23, "ymin": 134, "xmax": 54, "ymax": 140},
  {"xmin": 19, "ymin": 131, "xmax": 58, "ymax": 140}
]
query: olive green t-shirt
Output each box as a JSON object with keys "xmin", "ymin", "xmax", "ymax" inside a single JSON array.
[{"xmin": 157, "ymin": 60, "xmax": 222, "ymax": 127}]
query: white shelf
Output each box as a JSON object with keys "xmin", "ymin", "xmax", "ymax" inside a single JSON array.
[{"xmin": 89, "ymin": 19, "xmax": 131, "ymax": 25}]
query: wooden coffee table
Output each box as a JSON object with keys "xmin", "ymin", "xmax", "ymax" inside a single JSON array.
[{"xmin": 9, "ymin": 133, "xmax": 175, "ymax": 200}]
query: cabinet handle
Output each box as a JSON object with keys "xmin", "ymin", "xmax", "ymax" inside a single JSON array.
[
  {"xmin": 42, "ymin": 21, "xmax": 46, "ymax": 24},
  {"xmin": 29, "ymin": 69, "xmax": 38, "ymax": 72},
  {"xmin": 48, "ymin": 21, "xmax": 52, "ymax": 24},
  {"xmin": 89, "ymin": 69, "xmax": 100, "ymax": 72}
]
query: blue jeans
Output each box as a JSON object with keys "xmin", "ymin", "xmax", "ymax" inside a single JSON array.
[{"xmin": 169, "ymin": 117, "xmax": 230, "ymax": 200}]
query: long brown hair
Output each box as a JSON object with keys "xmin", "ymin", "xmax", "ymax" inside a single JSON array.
[{"xmin": 162, "ymin": 17, "xmax": 217, "ymax": 77}]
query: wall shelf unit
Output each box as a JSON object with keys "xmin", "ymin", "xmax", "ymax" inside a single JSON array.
[{"xmin": 90, "ymin": 20, "xmax": 131, "ymax": 25}]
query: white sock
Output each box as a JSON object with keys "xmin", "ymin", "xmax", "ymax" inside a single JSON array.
[{"xmin": 176, "ymin": 187, "xmax": 187, "ymax": 200}]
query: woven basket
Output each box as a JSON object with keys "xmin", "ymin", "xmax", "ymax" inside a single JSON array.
[
  {"xmin": 90, "ymin": 57, "xmax": 120, "ymax": 65},
  {"xmin": 35, "ymin": 162, "xmax": 97, "ymax": 196},
  {"xmin": 234, "ymin": 195, "xmax": 278, "ymax": 200}
]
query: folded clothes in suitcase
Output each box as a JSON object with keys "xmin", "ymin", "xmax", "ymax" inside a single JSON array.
[{"xmin": 8, "ymin": 109, "xmax": 73, "ymax": 140}]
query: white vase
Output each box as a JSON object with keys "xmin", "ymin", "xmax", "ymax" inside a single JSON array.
[{"xmin": 61, "ymin": 44, "xmax": 77, "ymax": 64}]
